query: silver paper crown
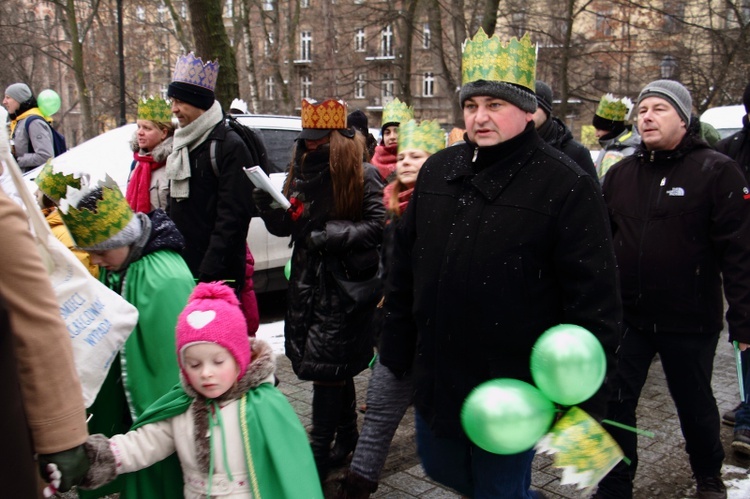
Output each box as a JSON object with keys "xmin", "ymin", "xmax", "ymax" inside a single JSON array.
[{"xmin": 172, "ymin": 52, "xmax": 220, "ymax": 91}]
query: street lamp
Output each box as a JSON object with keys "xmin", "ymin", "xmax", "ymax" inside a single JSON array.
[{"xmin": 660, "ymin": 55, "xmax": 678, "ymax": 80}]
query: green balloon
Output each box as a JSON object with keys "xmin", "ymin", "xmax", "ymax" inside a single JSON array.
[
  {"xmin": 284, "ymin": 259, "xmax": 291, "ymax": 280},
  {"xmin": 530, "ymin": 324, "xmax": 606, "ymax": 406},
  {"xmin": 461, "ymin": 378, "xmax": 555, "ymax": 455},
  {"xmin": 37, "ymin": 89, "xmax": 61, "ymax": 116}
]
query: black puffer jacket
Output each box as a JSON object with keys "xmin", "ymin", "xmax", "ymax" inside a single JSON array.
[
  {"xmin": 537, "ymin": 116, "xmax": 597, "ymax": 178},
  {"xmin": 603, "ymin": 132, "xmax": 750, "ymax": 342},
  {"xmin": 379, "ymin": 124, "xmax": 622, "ymax": 437},
  {"xmin": 716, "ymin": 115, "xmax": 750, "ymax": 183},
  {"xmin": 259, "ymin": 145, "xmax": 385, "ymax": 381}
]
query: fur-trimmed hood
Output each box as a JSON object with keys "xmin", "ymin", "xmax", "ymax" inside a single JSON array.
[
  {"xmin": 130, "ymin": 134, "xmax": 174, "ymax": 163},
  {"xmin": 187, "ymin": 337, "xmax": 276, "ymax": 473}
]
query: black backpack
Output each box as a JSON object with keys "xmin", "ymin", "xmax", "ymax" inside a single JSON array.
[
  {"xmin": 24, "ymin": 115, "xmax": 67, "ymax": 157},
  {"xmin": 208, "ymin": 114, "xmax": 269, "ymax": 176}
]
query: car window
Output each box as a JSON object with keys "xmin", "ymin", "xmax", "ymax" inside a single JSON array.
[{"xmin": 252, "ymin": 128, "xmax": 298, "ymax": 174}]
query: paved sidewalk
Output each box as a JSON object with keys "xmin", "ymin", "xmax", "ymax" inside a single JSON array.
[{"xmin": 274, "ymin": 330, "xmax": 750, "ymax": 498}]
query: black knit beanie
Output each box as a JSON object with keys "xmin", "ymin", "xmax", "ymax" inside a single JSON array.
[
  {"xmin": 167, "ymin": 81, "xmax": 215, "ymax": 110},
  {"xmin": 535, "ymin": 81, "xmax": 553, "ymax": 117},
  {"xmin": 459, "ymin": 80, "xmax": 537, "ymax": 113}
]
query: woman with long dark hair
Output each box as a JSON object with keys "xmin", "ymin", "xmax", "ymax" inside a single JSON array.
[{"xmin": 253, "ymin": 98, "xmax": 385, "ymax": 482}]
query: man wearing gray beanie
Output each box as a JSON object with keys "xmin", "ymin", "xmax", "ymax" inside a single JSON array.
[
  {"xmin": 594, "ymin": 78, "xmax": 750, "ymax": 499},
  {"xmin": 3, "ymin": 82, "xmax": 55, "ymax": 171}
]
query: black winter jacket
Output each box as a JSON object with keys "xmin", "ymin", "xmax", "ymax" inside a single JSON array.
[
  {"xmin": 537, "ymin": 116, "xmax": 597, "ymax": 178},
  {"xmin": 379, "ymin": 124, "xmax": 622, "ymax": 437},
  {"xmin": 603, "ymin": 133, "xmax": 750, "ymax": 342},
  {"xmin": 168, "ymin": 120, "xmax": 256, "ymax": 292},
  {"xmin": 716, "ymin": 115, "xmax": 750, "ymax": 183},
  {"xmin": 259, "ymin": 147, "xmax": 385, "ymax": 381}
]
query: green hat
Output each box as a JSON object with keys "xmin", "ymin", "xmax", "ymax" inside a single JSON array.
[
  {"xmin": 382, "ymin": 98, "xmax": 414, "ymax": 129},
  {"xmin": 459, "ymin": 29, "xmax": 537, "ymax": 112},
  {"xmin": 59, "ymin": 176, "xmax": 138, "ymax": 250},
  {"xmin": 34, "ymin": 159, "xmax": 82, "ymax": 204},
  {"xmin": 398, "ymin": 120, "xmax": 445, "ymax": 155},
  {"xmin": 137, "ymin": 96, "xmax": 172, "ymax": 123},
  {"xmin": 593, "ymin": 94, "xmax": 633, "ymax": 131}
]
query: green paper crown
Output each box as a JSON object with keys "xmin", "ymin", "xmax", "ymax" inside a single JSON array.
[
  {"xmin": 60, "ymin": 176, "xmax": 134, "ymax": 249},
  {"xmin": 34, "ymin": 160, "xmax": 81, "ymax": 203},
  {"xmin": 461, "ymin": 29, "xmax": 536, "ymax": 91},
  {"xmin": 138, "ymin": 96, "xmax": 172, "ymax": 123},
  {"xmin": 398, "ymin": 120, "xmax": 446, "ymax": 155},
  {"xmin": 382, "ymin": 98, "xmax": 414, "ymax": 126},
  {"xmin": 595, "ymin": 94, "xmax": 633, "ymax": 122}
]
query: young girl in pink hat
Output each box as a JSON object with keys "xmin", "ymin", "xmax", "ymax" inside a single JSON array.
[{"xmin": 51, "ymin": 282, "xmax": 322, "ymax": 499}]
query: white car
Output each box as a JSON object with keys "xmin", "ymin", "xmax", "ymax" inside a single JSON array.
[
  {"xmin": 23, "ymin": 114, "xmax": 301, "ymax": 293},
  {"xmin": 700, "ymin": 105, "xmax": 746, "ymax": 139}
]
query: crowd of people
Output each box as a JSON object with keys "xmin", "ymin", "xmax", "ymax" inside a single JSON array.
[{"xmin": 3, "ymin": 25, "xmax": 750, "ymax": 499}]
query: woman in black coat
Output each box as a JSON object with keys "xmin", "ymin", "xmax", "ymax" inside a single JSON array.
[{"xmin": 254, "ymin": 114, "xmax": 385, "ymax": 480}]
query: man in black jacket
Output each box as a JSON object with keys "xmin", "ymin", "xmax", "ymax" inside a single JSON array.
[
  {"xmin": 166, "ymin": 53, "xmax": 256, "ymax": 294},
  {"xmin": 378, "ymin": 30, "xmax": 621, "ymax": 498},
  {"xmin": 533, "ymin": 80, "xmax": 597, "ymax": 178},
  {"xmin": 714, "ymin": 81, "xmax": 750, "ymax": 456},
  {"xmin": 596, "ymin": 80, "xmax": 750, "ymax": 499}
]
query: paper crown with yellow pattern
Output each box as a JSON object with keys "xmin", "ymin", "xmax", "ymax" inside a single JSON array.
[
  {"xmin": 301, "ymin": 98, "xmax": 347, "ymax": 129},
  {"xmin": 137, "ymin": 96, "xmax": 172, "ymax": 123},
  {"xmin": 382, "ymin": 98, "xmax": 414, "ymax": 127},
  {"xmin": 459, "ymin": 30, "xmax": 537, "ymax": 113},
  {"xmin": 398, "ymin": 119, "xmax": 446, "ymax": 155},
  {"xmin": 35, "ymin": 159, "xmax": 82, "ymax": 203},
  {"xmin": 595, "ymin": 94, "xmax": 633, "ymax": 122},
  {"xmin": 171, "ymin": 52, "xmax": 219, "ymax": 91},
  {"xmin": 59, "ymin": 176, "xmax": 136, "ymax": 250}
]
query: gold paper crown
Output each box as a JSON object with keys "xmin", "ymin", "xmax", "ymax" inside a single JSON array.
[
  {"xmin": 59, "ymin": 176, "xmax": 134, "ymax": 249},
  {"xmin": 301, "ymin": 98, "xmax": 348, "ymax": 129},
  {"xmin": 461, "ymin": 29, "xmax": 536, "ymax": 91},
  {"xmin": 398, "ymin": 120, "xmax": 446, "ymax": 155},
  {"xmin": 382, "ymin": 98, "xmax": 414, "ymax": 126},
  {"xmin": 172, "ymin": 52, "xmax": 220, "ymax": 91},
  {"xmin": 137, "ymin": 96, "xmax": 172, "ymax": 123},
  {"xmin": 35, "ymin": 159, "xmax": 82, "ymax": 203},
  {"xmin": 595, "ymin": 94, "xmax": 633, "ymax": 121}
]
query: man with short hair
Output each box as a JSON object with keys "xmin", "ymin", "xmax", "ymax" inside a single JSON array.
[
  {"xmin": 3, "ymin": 83, "xmax": 55, "ymax": 171},
  {"xmin": 596, "ymin": 80, "xmax": 750, "ymax": 499},
  {"xmin": 533, "ymin": 80, "xmax": 597, "ymax": 178},
  {"xmin": 378, "ymin": 29, "xmax": 621, "ymax": 497},
  {"xmin": 166, "ymin": 53, "xmax": 257, "ymax": 294}
]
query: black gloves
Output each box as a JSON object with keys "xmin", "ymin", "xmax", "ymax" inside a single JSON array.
[
  {"xmin": 38, "ymin": 444, "xmax": 90, "ymax": 492},
  {"xmin": 252, "ymin": 188, "xmax": 276, "ymax": 211}
]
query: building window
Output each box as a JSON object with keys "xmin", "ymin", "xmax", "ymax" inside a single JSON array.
[
  {"xmin": 301, "ymin": 75, "xmax": 312, "ymax": 99},
  {"xmin": 355, "ymin": 74, "xmax": 366, "ymax": 99},
  {"xmin": 160, "ymin": 86, "xmax": 168, "ymax": 100},
  {"xmin": 266, "ymin": 76, "xmax": 275, "ymax": 100},
  {"xmin": 355, "ymin": 28, "xmax": 365, "ymax": 52},
  {"xmin": 136, "ymin": 6, "xmax": 145, "ymax": 22},
  {"xmin": 300, "ymin": 31, "xmax": 312, "ymax": 61},
  {"xmin": 380, "ymin": 25, "xmax": 394, "ymax": 58},
  {"xmin": 596, "ymin": 9, "xmax": 613, "ymax": 36},
  {"xmin": 510, "ymin": 11, "xmax": 526, "ymax": 37},
  {"xmin": 422, "ymin": 23, "xmax": 431, "ymax": 49},
  {"xmin": 262, "ymin": 0, "xmax": 273, "ymax": 11},
  {"xmin": 265, "ymin": 33, "xmax": 274, "ymax": 57},
  {"xmin": 301, "ymin": 0, "xmax": 310, "ymax": 7},
  {"xmin": 225, "ymin": 0, "xmax": 233, "ymax": 16},
  {"xmin": 157, "ymin": 6, "xmax": 167, "ymax": 24},
  {"xmin": 663, "ymin": 0, "xmax": 685, "ymax": 33},
  {"xmin": 180, "ymin": 2, "xmax": 187, "ymax": 18},
  {"xmin": 382, "ymin": 73, "xmax": 394, "ymax": 99},
  {"xmin": 423, "ymin": 72, "xmax": 434, "ymax": 97}
]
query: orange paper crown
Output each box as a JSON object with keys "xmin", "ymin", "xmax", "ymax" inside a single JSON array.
[{"xmin": 301, "ymin": 98, "xmax": 348, "ymax": 130}]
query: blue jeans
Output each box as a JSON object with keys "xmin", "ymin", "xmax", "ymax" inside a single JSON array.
[
  {"xmin": 415, "ymin": 411, "xmax": 542, "ymax": 498},
  {"xmin": 735, "ymin": 349, "xmax": 750, "ymax": 432}
]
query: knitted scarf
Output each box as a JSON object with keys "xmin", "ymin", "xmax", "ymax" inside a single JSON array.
[
  {"xmin": 126, "ymin": 153, "xmax": 162, "ymax": 213},
  {"xmin": 167, "ymin": 100, "xmax": 223, "ymax": 200},
  {"xmin": 371, "ymin": 143, "xmax": 398, "ymax": 181}
]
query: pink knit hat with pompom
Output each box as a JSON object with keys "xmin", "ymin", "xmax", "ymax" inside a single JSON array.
[{"xmin": 176, "ymin": 282, "xmax": 250, "ymax": 380}]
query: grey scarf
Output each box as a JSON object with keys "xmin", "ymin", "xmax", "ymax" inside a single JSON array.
[{"xmin": 167, "ymin": 100, "xmax": 223, "ymax": 200}]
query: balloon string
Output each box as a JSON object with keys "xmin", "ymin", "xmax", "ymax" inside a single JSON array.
[{"xmin": 601, "ymin": 419, "xmax": 655, "ymax": 438}]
